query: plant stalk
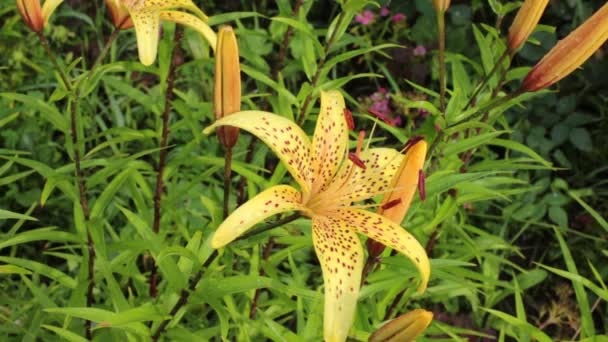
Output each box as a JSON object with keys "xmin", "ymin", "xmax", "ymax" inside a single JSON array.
[
  {"xmin": 223, "ymin": 147, "xmax": 233, "ymax": 219},
  {"xmin": 149, "ymin": 28, "xmax": 183, "ymax": 298},
  {"xmin": 437, "ymin": 11, "xmax": 447, "ymax": 114}
]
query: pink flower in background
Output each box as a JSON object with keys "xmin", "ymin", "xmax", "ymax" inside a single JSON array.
[
  {"xmin": 413, "ymin": 45, "xmax": 427, "ymax": 56},
  {"xmin": 391, "ymin": 13, "xmax": 406, "ymax": 23},
  {"xmin": 380, "ymin": 6, "xmax": 390, "ymax": 17},
  {"xmin": 355, "ymin": 10, "xmax": 376, "ymax": 25}
]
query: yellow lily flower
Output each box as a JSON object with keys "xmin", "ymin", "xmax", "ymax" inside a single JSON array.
[
  {"xmin": 105, "ymin": 0, "xmax": 134, "ymax": 29},
  {"xmin": 368, "ymin": 309, "xmax": 433, "ymax": 342},
  {"xmin": 16, "ymin": 0, "xmax": 63, "ymax": 32},
  {"xmin": 507, "ymin": 0, "xmax": 549, "ymax": 52},
  {"xmin": 122, "ymin": 0, "xmax": 217, "ymax": 66},
  {"xmin": 522, "ymin": 3, "xmax": 608, "ymax": 92},
  {"xmin": 204, "ymin": 90, "xmax": 430, "ymax": 342}
]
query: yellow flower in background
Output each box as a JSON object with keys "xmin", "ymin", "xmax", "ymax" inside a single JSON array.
[
  {"xmin": 368, "ymin": 309, "xmax": 433, "ymax": 342},
  {"xmin": 214, "ymin": 26, "xmax": 241, "ymax": 148},
  {"xmin": 105, "ymin": 0, "xmax": 134, "ymax": 29},
  {"xmin": 522, "ymin": 3, "xmax": 608, "ymax": 92},
  {"xmin": 204, "ymin": 90, "xmax": 430, "ymax": 342},
  {"xmin": 122, "ymin": 0, "xmax": 217, "ymax": 66},
  {"xmin": 432, "ymin": 0, "xmax": 450, "ymax": 13},
  {"xmin": 16, "ymin": 0, "xmax": 63, "ymax": 33},
  {"xmin": 507, "ymin": 0, "xmax": 549, "ymax": 52}
]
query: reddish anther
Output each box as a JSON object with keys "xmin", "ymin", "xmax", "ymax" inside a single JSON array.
[
  {"xmin": 348, "ymin": 152, "xmax": 367, "ymax": 170},
  {"xmin": 418, "ymin": 170, "xmax": 426, "ymax": 201},
  {"xmin": 381, "ymin": 198, "xmax": 402, "ymax": 210},
  {"xmin": 403, "ymin": 136, "xmax": 424, "ymax": 153},
  {"xmin": 344, "ymin": 108, "xmax": 355, "ymax": 130}
]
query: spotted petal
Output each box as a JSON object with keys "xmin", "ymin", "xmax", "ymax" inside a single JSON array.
[
  {"xmin": 159, "ymin": 11, "xmax": 216, "ymax": 50},
  {"xmin": 204, "ymin": 111, "xmax": 313, "ymax": 194},
  {"xmin": 211, "ymin": 185, "xmax": 306, "ymax": 248},
  {"xmin": 310, "ymin": 91, "xmax": 349, "ymax": 194},
  {"xmin": 330, "ymin": 148, "xmax": 404, "ymax": 204},
  {"xmin": 336, "ymin": 208, "xmax": 430, "ymax": 292},
  {"xmin": 124, "ymin": 0, "xmax": 208, "ymax": 20},
  {"xmin": 129, "ymin": 10, "xmax": 161, "ymax": 66},
  {"xmin": 41, "ymin": 0, "xmax": 63, "ymax": 24},
  {"xmin": 312, "ymin": 215, "xmax": 364, "ymax": 342}
]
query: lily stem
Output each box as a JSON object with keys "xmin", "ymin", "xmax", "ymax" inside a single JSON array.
[
  {"xmin": 223, "ymin": 147, "xmax": 233, "ymax": 219},
  {"xmin": 150, "ymin": 28, "xmax": 183, "ymax": 298},
  {"xmin": 437, "ymin": 11, "xmax": 447, "ymax": 114},
  {"xmin": 36, "ymin": 32, "xmax": 72, "ymax": 92}
]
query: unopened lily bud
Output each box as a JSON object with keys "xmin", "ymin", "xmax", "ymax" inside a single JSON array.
[
  {"xmin": 367, "ymin": 139, "xmax": 428, "ymax": 258},
  {"xmin": 521, "ymin": 3, "xmax": 608, "ymax": 92},
  {"xmin": 214, "ymin": 26, "xmax": 241, "ymax": 148},
  {"xmin": 508, "ymin": 0, "xmax": 549, "ymax": 52},
  {"xmin": 432, "ymin": 0, "xmax": 450, "ymax": 13},
  {"xmin": 16, "ymin": 0, "xmax": 63, "ymax": 33},
  {"xmin": 105, "ymin": 0, "xmax": 134, "ymax": 29},
  {"xmin": 369, "ymin": 309, "xmax": 433, "ymax": 342}
]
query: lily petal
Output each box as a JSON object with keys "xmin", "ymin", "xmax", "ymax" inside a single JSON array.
[
  {"xmin": 159, "ymin": 11, "xmax": 217, "ymax": 51},
  {"xmin": 129, "ymin": 9, "xmax": 160, "ymax": 66},
  {"xmin": 312, "ymin": 215, "xmax": 364, "ymax": 342},
  {"xmin": 310, "ymin": 91, "xmax": 349, "ymax": 194},
  {"xmin": 211, "ymin": 185, "xmax": 305, "ymax": 248},
  {"xmin": 331, "ymin": 148, "xmax": 403, "ymax": 204},
  {"xmin": 41, "ymin": 0, "xmax": 63, "ymax": 24},
  {"xmin": 379, "ymin": 140, "xmax": 427, "ymax": 224},
  {"xmin": 204, "ymin": 111, "xmax": 313, "ymax": 194},
  {"xmin": 336, "ymin": 209, "xmax": 430, "ymax": 292}
]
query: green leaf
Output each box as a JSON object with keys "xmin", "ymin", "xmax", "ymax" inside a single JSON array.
[
  {"xmin": 0, "ymin": 256, "xmax": 76, "ymax": 288},
  {"xmin": 43, "ymin": 325, "xmax": 89, "ymax": 342},
  {"xmin": 443, "ymin": 131, "xmax": 507, "ymax": 156},
  {"xmin": 569, "ymin": 128, "xmax": 592, "ymax": 152},
  {"xmin": 552, "ymin": 227, "xmax": 595, "ymax": 338},
  {"xmin": 0, "ymin": 264, "xmax": 32, "ymax": 274},
  {"xmin": 548, "ymin": 206, "xmax": 568, "ymax": 227},
  {"xmin": 0, "ymin": 209, "xmax": 37, "ymax": 221},
  {"xmin": 482, "ymin": 308, "xmax": 552, "ymax": 342},
  {"xmin": 0, "ymin": 227, "xmax": 81, "ymax": 250},
  {"xmin": 0, "ymin": 93, "xmax": 68, "ymax": 132}
]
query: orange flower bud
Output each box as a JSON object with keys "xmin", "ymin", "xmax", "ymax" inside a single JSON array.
[
  {"xmin": 432, "ymin": 0, "xmax": 450, "ymax": 13},
  {"xmin": 369, "ymin": 309, "xmax": 433, "ymax": 342},
  {"xmin": 367, "ymin": 139, "xmax": 428, "ymax": 258},
  {"xmin": 16, "ymin": 0, "xmax": 63, "ymax": 33},
  {"xmin": 214, "ymin": 26, "xmax": 241, "ymax": 148},
  {"xmin": 16, "ymin": 0, "xmax": 44, "ymax": 32},
  {"xmin": 522, "ymin": 3, "xmax": 608, "ymax": 92},
  {"xmin": 105, "ymin": 0, "xmax": 134, "ymax": 29},
  {"xmin": 508, "ymin": 0, "xmax": 549, "ymax": 52}
]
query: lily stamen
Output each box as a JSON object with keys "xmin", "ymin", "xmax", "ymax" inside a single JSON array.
[
  {"xmin": 343, "ymin": 108, "xmax": 355, "ymax": 130},
  {"xmin": 418, "ymin": 170, "xmax": 426, "ymax": 201},
  {"xmin": 381, "ymin": 198, "xmax": 402, "ymax": 210}
]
